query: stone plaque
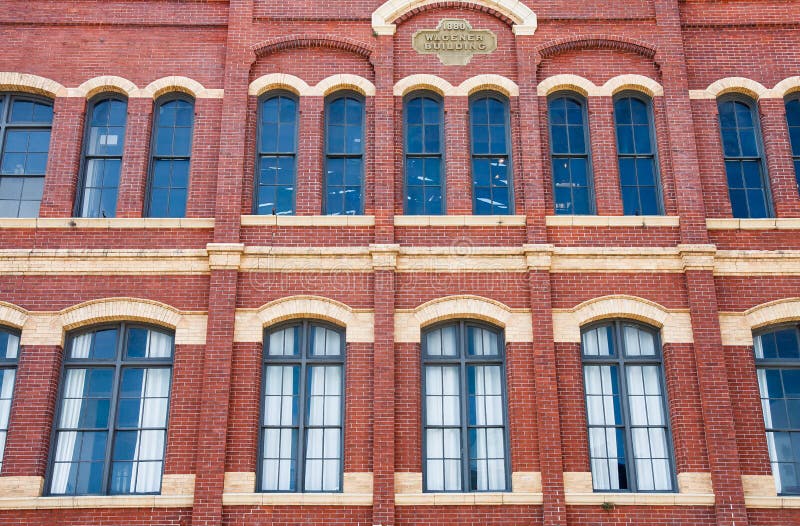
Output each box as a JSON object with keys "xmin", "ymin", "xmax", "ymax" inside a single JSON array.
[{"xmin": 412, "ymin": 19, "xmax": 497, "ymax": 66}]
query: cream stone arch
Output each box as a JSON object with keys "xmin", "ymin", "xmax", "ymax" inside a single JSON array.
[
  {"xmin": 454, "ymin": 74, "xmax": 519, "ymax": 97},
  {"xmin": 69, "ymin": 75, "xmax": 139, "ymax": 98},
  {"xmin": 248, "ymin": 73, "xmax": 313, "ymax": 97},
  {"xmin": 602, "ymin": 74, "xmax": 664, "ymax": 97},
  {"xmin": 0, "ymin": 302, "xmax": 29, "ymax": 330},
  {"xmin": 395, "ymin": 295, "xmax": 532, "ymax": 343},
  {"xmin": 393, "ymin": 74, "xmax": 455, "ymax": 97},
  {"xmin": 536, "ymin": 74, "xmax": 597, "ymax": 97},
  {"xmin": 141, "ymin": 76, "xmax": 224, "ymax": 99},
  {"xmin": 771, "ymin": 76, "xmax": 800, "ymax": 98},
  {"xmin": 372, "ymin": 0, "xmax": 538, "ymax": 36},
  {"xmin": 720, "ymin": 298, "xmax": 800, "ymax": 347},
  {"xmin": 0, "ymin": 72, "xmax": 66, "ymax": 98},
  {"xmin": 690, "ymin": 77, "xmax": 770, "ymax": 100},
  {"xmin": 313, "ymin": 74, "xmax": 376, "ymax": 97},
  {"xmin": 552, "ymin": 295, "xmax": 693, "ymax": 344}
]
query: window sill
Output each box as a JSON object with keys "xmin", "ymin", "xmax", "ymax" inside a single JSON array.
[
  {"xmin": 221, "ymin": 492, "xmax": 373, "ymax": 506},
  {"xmin": 394, "ymin": 215, "xmax": 526, "ymax": 227},
  {"xmin": 394, "ymin": 492, "xmax": 542, "ymax": 506},
  {"xmin": 240, "ymin": 215, "xmax": 375, "ymax": 227},
  {"xmin": 706, "ymin": 218, "xmax": 800, "ymax": 230},
  {"xmin": 564, "ymin": 492, "xmax": 714, "ymax": 506},
  {"xmin": 0, "ymin": 494, "xmax": 194, "ymax": 509},
  {"xmin": 0, "ymin": 218, "xmax": 215, "ymax": 229},
  {"xmin": 546, "ymin": 215, "xmax": 679, "ymax": 228},
  {"xmin": 744, "ymin": 496, "xmax": 800, "ymax": 508}
]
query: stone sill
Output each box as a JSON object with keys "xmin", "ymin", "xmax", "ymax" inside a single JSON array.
[
  {"xmin": 0, "ymin": 218, "xmax": 214, "ymax": 229},
  {"xmin": 240, "ymin": 215, "xmax": 375, "ymax": 227},
  {"xmin": 565, "ymin": 492, "xmax": 714, "ymax": 506},
  {"xmin": 394, "ymin": 215, "xmax": 526, "ymax": 227},
  {"xmin": 0, "ymin": 494, "xmax": 193, "ymax": 509},
  {"xmin": 745, "ymin": 496, "xmax": 800, "ymax": 508},
  {"xmin": 394, "ymin": 492, "xmax": 543, "ymax": 506},
  {"xmin": 546, "ymin": 215, "xmax": 679, "ymax": 227},
  {"xmin": 707, "ymin": 218, "xmax": 800, "ymax": 230},
  {"xmin": 221, "ymin": 492, "xmax": 372, "ymax": 506}
]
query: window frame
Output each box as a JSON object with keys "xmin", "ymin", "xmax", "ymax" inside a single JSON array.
[
  {"xmin": 253, "ymin": 89, "xmax": 299, "ymax": 216},
  {"xmin": 403, "ymin": 90, "xmax": 446, "ymax": 215},
  {"xmin": 420, "ymin": 319, "xmax": 512, "ymax": 493},
  {"xmin": 580, "ymin": 319, "xmax": 677, "ymax": 493},
  {"xmin": 547, "ymin": 90, "xmax": 596, "ymax": 215},
  {"xmin": 144, "ymin": 92, "xmax": 195, "ymax": 218},
  {"xmin": 258, "ymin": 319, "xmax": 346, "ymax": 493},
  {"xmin": 45, "ymin": 322, "xmax": 174, "ymax": 496},
  {"xmin": 468, "ymin": 91, "xmax": 515, "ymax": 215},
  {"xmin": 323, "ymin": 90, "xmax": 365, "ymax": 216},
  {"xmin": 786, "ymin": 94, "xmax": 800, "ymax": 195},
  {"xmin": 612, "ymin": 90, "xmax": 665, "ymax": 216},
  {"xmin": 0, "ymin": 326, "xmax": 20, "ymax": 475}
]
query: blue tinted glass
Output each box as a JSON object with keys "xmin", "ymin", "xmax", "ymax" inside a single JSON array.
[
  {"xmin": 614, "ymin": 98, "xmax": 632, "ymax": 125},
  {"xmin": 91, "ymin": 329, "xmax": 118, "ymax": 360},
  {"xmin": 569, "ymin": 125, "xmax": 586, "ymax": 154},
  {"xmin": 126, "ymin": 328, "xmax": 149, "ymax": 358},
  {"xmin": 787, "ymin": 99, "xmax": 800, "ymax": 128}
]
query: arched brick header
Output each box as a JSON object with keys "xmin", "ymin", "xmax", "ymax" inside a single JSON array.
[
  {"xmin": 252, "ymin": 34, "xmax": 374, "ymax": 60},
  {"xmin": 0, "ymin": 72, "xmax": 66, "ymax": 98},
  {"xmin": 536, "ymin": 35, "xmax": 658, "ymax": 63},
  {"xmin": 253, "ymin": 295, "xmax": 374, "ymax": 343}
]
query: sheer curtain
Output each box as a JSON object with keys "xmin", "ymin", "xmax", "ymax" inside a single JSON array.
[
  {"xmin": 0, "ymin": 368, "xmax": 15, "ymax": 473},
  {"xmin": 472, "ymin": 365, "xmax": 505, "ymax": 491},
  {"xmin": 50, "ymin": 367, "xmax": 87, "ymax": 494},
  {"xmin": 627, "ymin": 365, "xmax": 671, "ymax": 490},
  {"xmin": 425, "ymin": 365, "xmax": 461, "ymax": 491},
  {"xmin": 758, "ymin": 369, "xmax": 781, "ymax": 491},
  {"xmin": 584, "ymin": 364, "xmax": 619, "ymax": 490},
  {"xmin": 305, "ymin": 365, "xmax": 341, "ymax": 491},
  {"xmin": 127, "ymin": 367, "xmax": 169, "ymax": 493},
  {"xmin": 262, "ymin": 365, "xmax": 297, "ymax": 491}
]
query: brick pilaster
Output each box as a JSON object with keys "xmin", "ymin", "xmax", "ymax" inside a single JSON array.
[
  {"xmin": 296, "ymin": 96, "xmax": 323, "ymax": 215},
  {"xmin": 187, "ymin": 98, "xmax": 223, "ymax": 218},
  {"xmin": 587, "ymin": 96, "xmax": 624, "ymax": 216},
  {"xmin": 39, "ymin": 97, "xmax": 86, "ymax": 218},
  {"xmin": 372, "ymin": 35, "xmax": 395, "ymax": 244},
  {"xmin": 116, "ymin": 97, "xmax": 153, "ymax": 218},
  {"xmin": 445, "ymin": 96, "xmax": 471, "ymax": 215},
  {"xmin": 759, "ymin": 98, "xmax": 800, "ymax": 217}
]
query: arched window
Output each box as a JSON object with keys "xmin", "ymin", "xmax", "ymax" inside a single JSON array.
[
  {"xmin": 470, "ymin": 93, "xmax": 512, "ymax": 215},
  {"xmin": 548, "ymin": 93, "xmax": 594, "ymax": 215},
  {"xmin": 324, "ymin": 93, "xmax": 364, "ymax": 215},
  {"xmin": 0, "ymin": 94, "xmax": 53, "ymax": 217},
  {"xmin": 77, "ymin": 96, "xmax": 128, "ymax": 218},
  {"xmin": 754, "ymin": 325, "xmax": 800, "ymax": 495},
  {"xmin": 404, "ymin": 92, "xmax": 444, "ymax": 215},
  {"xmin": 48, "ymin": 324, "xmax": 174, "ymax": 496},
  {"xmin": 256, "ymin": 92, "xmax": 297, "ymax": 215},
  {"xmin": 785, "ymin": 95, "xmax": 800, "ymax": 194},
  {"xmin": 718, "ymin": 96, "xmax": 771, "ymax": 218},
  {"xmin": 613, "ymin": 93, "xmax": 663, "ymax": 216},
  {"xmin": 146, "ymin": 95, "xmax": 194, "ymax": 218},
  {"xmin": 422, "ymin": 321, "xmax": 510, "ymax": 492},
  {"xmin": 0, "ymin": 328, "xmax": 20, "ymax": 474},
  {"xmin": 581, "ymin": 321, "xmax": 675, "ymax": 492},
  {"xmin": 260, "ymin": 321, "xmax": 345, "ymax": 492}
]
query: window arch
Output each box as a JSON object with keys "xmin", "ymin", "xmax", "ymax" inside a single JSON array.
[
  {"xmin": 422, "ymin": 320, "xmax": 510, "ymax": 492},
  {"xmin": 260, "ymin": 320, "xmax": 345, "ymax": 492},
  {"xmin": 404, "ymin": 91, "xmax": 444, "ymax": 215},
  {"xmin": 77, "ymin": 95, "xmax": 128, "ymax": 218},
  {"xmin": 256, "ymin": 91, "xmax": 298, "ymax": 216},
  {"xmin": 0, "ymin": 327, "xmax": 20, "ymax": 474},
  {"xmin": 324, "ymin": 92, "xmax": 364, "ymax": 215},
  {"xmin": 469, "ymin": 92, "xmax": 512, "ymax": 215},
  {"xmin": 754, "ymin": 324, "xmax": 800, "ymax": 495},
  {"xmin": 0, "ymin": 93, "xmax": 53, "ymax": 217},
  {"xmin": 146, "ymin": 94, "xmax": 194, "ymax": 218},
  {"xmin": 785, "ymin": 94, "xmax": 800, "ymax": 195},
  {"xmin": 718, "ymin": 95, "xmax": 771, "ymax": 218},
  {"xmin": 613, "ymin": 92, "xmax": 663, "ymax": 216},
  {"xmin": 548, "ymin": 92, "xmax": 594, "ymax": 215},
  {"xmin": 47, "ymin": 323, "xmax": 174, "ymax": 496},
  {"xmin": 581, "ymin": 320, "xmax": 675, "ymax": 492}
]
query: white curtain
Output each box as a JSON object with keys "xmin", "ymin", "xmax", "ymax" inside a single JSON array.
[
  {"xmin": 71, "ymin": 333, "xmax": 92, "ymax": 359},
  {"xmin": 584, "ymin": 365, "xmax": 619, "ymax": 490},
  {"xmin": 426, "ymin": 326, "xmax": 457, "ymax": 357},
  {"xmin": 582, "ymin": 326, "xmax": 611, "ymax": 356},
  {"xmin": 312, "ymin": 326, "xmax": 341, "ymax": 357},
  {"xmin": 425, "ymin": 365, "xmax": 461, "ymax": 491},
  {"xmin": 470, "ymin": 327, "xmax": 499, "ymax": 356},
  {"xmin": 51, "ymin": 368, "xmax": 87, "ymax": 494},
  {"xmin": 0, "ymin": 369, "xmax": 15, "ymax": 473},
  {"xmin": 305, "ymin": 366, "xmax": 341, "ymax": 491},
  {"xmin": 758, "ymin": 369, "xmax": 782, "ymax": 492},
  {"xmin": 269, "ymin": 327, "xmax": 295, "ymax": 356},
  {"xmin": 127, "ymin": 367, "xmax": 170, "ymax": 493},
  {"xmin": 627, "ymin": 365, "xmax": 671, "ymax": 491},
  {"xmin": 5, "ymin": 333, "xmax": 18, "ymax": 359},
  {"xmin": 146, "ymin": 331, "xmax": 172, "ymax": 358}
]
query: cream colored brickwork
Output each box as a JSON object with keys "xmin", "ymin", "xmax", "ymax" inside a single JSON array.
[
  {"xmin": 0, "ymin": 494, "xmax": 193, "ymax": 509},
  {"xmin": 0, "ymin": 72, "xmax": 66, "ymax": 98},
  {"xmin": 721, "ymin": 298, "xmax": 800, "ymax": 346},
  {"xmin": 393, "ymin": 472, "xmax": 543, "ymax": 506},
  {"xmin": 563, "ymin": 472, "xmax": 593, "ymax": 493},
  {"xmin": 563, "ymin": 471, "xmax": 714, "ymax": 506},
  {"xmin": 0, "ymin": 476, "xmax": 43, "ymax": 497},
  {"xmin": 536, "ymin": 74, "xmax": 664, "ymax": 97},
  {"xmin": 0, "ymin": 248, "xmax": 209, "ymax": 275},
  {"xmin": 160, "ymin": 474, "xmax": 196, "ymax": 496},
  {"xmin": 690, "ymin": 76, "xmax": 800, "ymax": 100},
  {"xmin": 223, "ymin": 471, "xmax": 256, "ymax": 493},
  {"xmin": 742, "ymin": 475, "xmax": 778, "ymax": 497},
  {"xmin": 677, "ymin": 472, "xmax": 713, "ymax": 494},
  {"xmin": 241, "ymin": 215, "xmax": 375, "ymax": 226},
  {"xmin": 0, "ymin": 218, "xmax": 214, "ymax": 229},
  {"xmin": 249, "ymin": 74, "xmax": 375, "ymax": 97}
]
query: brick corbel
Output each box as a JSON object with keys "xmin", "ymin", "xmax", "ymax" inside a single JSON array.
[
  {"xmin": 206, "ymin": 243, "xmax": 245, "ymax": 270},
  {"xmin": 678, "ymin": 244, "xmax": 717, "ymax": 271},
  {"xmin": 369, "ymin": 243, "xmax": 400, "ymax": 271}
]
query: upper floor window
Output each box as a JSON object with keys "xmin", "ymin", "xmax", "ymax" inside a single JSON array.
[
  {"xmin": 146, "ymin": 95, "xmax": 194, "ymax": 218},
  {"xmin": 261, "ymin": 321, "xmax": 345, "ymax": 492},
  {"xmin": 470, "ymin": 93, "xmax": 512, "ymax": 215},
  {"xmin": 0, "ymin": 94, "xmax": 53, "ymax": 217},
  {"xmin": 613, "ymin": 93, "xmax": 663, "ymax": 216},
  {"xmin": 582, "ymin": 321, "xmax": 675, "ymax": 492},
  {"xmin": 422, "ymin": 321, "xmax": 510, "ymax": 492},
  {"xmin": 0, "ymin": 328, "xmax": 20, "ymax": 474},
  {"xmin": 405, "ymin": 93, "xmax": 444, "ymax": 215},
  {"xmin": 718, "ymin": 96, "xmax": 771, "ymax": 218},
  {"xmin": 324, "ymin": 93, "xmax": 363, "ymax": 215},
  {"xmin": 256, "ymin": 92, "xmax": 297, "ymax": 215},
  {"xmin": 48, "ymin": 324, "xmax": 173, "ymax": 496},
  {"xmin": 549, "ymin": 93, "xmax": 594, "ymax": 215},
  {"xmin": 77, "ymin": 96, "xmax": 127, "ymax": 218},
  {"xmin": 754, "ymin": 326, "xmax": 800, "ymax": 495},
  {"xmin": 785, "ymin": 95, "xmax": 800, "ymax": 195}
]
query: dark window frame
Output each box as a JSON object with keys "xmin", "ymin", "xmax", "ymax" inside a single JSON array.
[
  {"xmin": 420, "ymin": 319, "xmax": 512, "ymax": 493},
  {"xmin": 254, "ymin": 89, "xmax": 299, "ymax": 216},
  {"xmin": 323, "ymin": 90, "xmax": 365, "ymax": 216},
  {"xmin": 45, "ymin": 322, "xmax": 174, "ymax": 496},
  {"xmin": 785, "ymin": 94, "xmax": 800, "ymax": 196},
  {"xmin": 258, "ymin": 319, "xmax": 346, "ymax": 493},
  {"xmin": 581, "ymin": 319, "xmax": 677, "ymax": 493},
  {"xmin": 403, "ymin": 90, "xmax": 446, "ymax": 215},
  {"xmin": 468, "ymin": 91, "xmax": 515, "ymax": 215},
  {"xmin": 0, "ymin": 326, "xmax": 20, "ymax": 475}
]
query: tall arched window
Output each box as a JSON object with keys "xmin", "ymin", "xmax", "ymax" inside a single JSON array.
[
  {"xmin": 0, "ymin": 328, "xmax": 20, "ymax": 474},
  {"xmin": 324, "ymin": 93, "xmax": 364, "ymax": 215},
  {"xmin": 470, "ymin": 93, "xmax": 512, "ymax": 215},
  {"xmin": 146, "ymin": 95, "xmax": 194, "ymax": 218},
  {"xmin": 718, "ymin": 96, "xmax": 771, "ymax": 218},
  {"xmin": 785, "ymin": 95, "xmax": 800, "ymax": 194},
  {"xmin": 549, "ymin": 93, "xmax": 594, "ymax": 215},
  {"xmin": 77, "ymin": 96, "xmax": 128, "ymax": 218},
  {"xmin": 0, "ymin": 94, "xmax": 53, "ymax": 217},
  {"xmin": 613, "ymin": 93, "xmax": 663, "ymax": 216},
  {"xmin": 261, "ymin": 321, "xmax": 345, "ymax": 492},
  {"xmin": 256, "ymin": 92, "xmax": 297, "ymax": 215},
  {"xmin": 422, "ymin": 321, "xmax": 510, "ymax": 492},
  {"xmin": 581, "ymin": 321, "xmax": 675, "ymax": 492},
  {"xmin": 404, "ymin": 92, "xmax": 444, "ymax": 215},
  {"xmin": 754, "ymin": 325, "xmax": 800, "ymax": 495},
  {"xmin": 47, "ymin": 324, "xmax": 173, "ymax": 496}
]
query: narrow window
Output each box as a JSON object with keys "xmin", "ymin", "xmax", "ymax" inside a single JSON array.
[
  {"xmin": 718, "ymin": 96, "xmax": 771, "ymax": 218},
  {"xmin": 785, "ymin": 96, "xmax": 800, "ymax": 195},
  {"xmin": 261, "ymin": 321, "xmax": 344, "ymax": 492},
  {"xmin": 470, "ymin": 93, "xmax": 512, "ymax": 214},
  {"xmin": 0, "ymin": 328, "xmax": 20, "ymax": 474},
  {"xmin": 422, "ymin": 321, "xmax": 510, "ymax": 492},
  {"xmin": 0, "ymin": 94, "xmax": 53, "ymax": 217},
  {"xmin": 324, "ymin": 93, "xmax": 363, "ymax": 215},
  {"xmin": 405, "ymin": 93, "xmax": 444, "ymax": 215},
  {"xmin": 256, "ymin": 92, "xmax": 297, "ymax": 215},
  {"xmin": 48, "ymin": 324, "xmax": 173, "ymax": 495},
  {"xmin": 549, "ymin": 93, "xmax": 594, "ymax": 214},
  {"xmin": 146, "ymin": 95, "xmax": 194, "ymax": 218},
  {"xmin": 582, "ymin": 321, "xmax": 675, "ymax": 492},
  {"xmin": 613, "ymin": 94, "xmax": 663, "ymax": 215},
  {"xmin": 77, "ymin": 96, "xmax": 127, "ymax": 218},
  {"xmin": 754, "ymin": 326, "xmax": 800, "ymax": 495}
]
